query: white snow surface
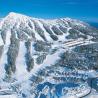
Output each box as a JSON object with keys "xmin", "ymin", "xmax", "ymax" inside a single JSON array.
[
  {"xmin": 0, "ymin": 95, "xmax": 17, "ymax": 98},
  {"xmin": 0, "ymin": 30, "xmax": 11, "ymax": 78},
  {"xmin": 15, "ymin": 41, "xmax": 28, "ymax": 80},
  {"xmin": 0, "ymin": 34, "xmax": 4, "ymax": 46}
]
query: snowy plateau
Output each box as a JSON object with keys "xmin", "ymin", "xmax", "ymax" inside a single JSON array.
[{"xmin": 0, "ymin": 12, "xmax": 98, "ymax": 98}]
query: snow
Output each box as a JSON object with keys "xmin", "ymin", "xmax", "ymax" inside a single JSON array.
[
  {"xmin": 36, "ymin": 20, "xmax": 53, "ymax": 41},
  {"xmin": 77, "ymin": 70, "xmax": 98, "ymax": 78},
  {"xmin": 76, "ymin": 87, "xmax": 91, "ymax": 98},
  {"xmin": 6, "ymin": 12, "xmax": 29, "ymax": 24},
  {"xmin": 0, "ymin": 95, "xmax": 17, "ymax": 98},
  {"xmin": 0, "ymin": 49, "xmax": 6, "ymax": 78},
  {"xmin": 0, "ymin": 30, "xmax": 11, "ymax": 78},
  {"xmin": 28, "ymin": 37, "xmax": 97, "ymax": 77},
  {"xmin": 61, "ymin": 95, "xmax": 78, "ymax": 98},
  {"xmin": 15, "ymin": 41, "xmax": 28, "ymax": 80},
  {"xmin": 64, "ymin": 18, "xmax": 86, "ymax": 27},
  {"xmin": 0, "ymin": 34, "xmax": 4, "ymax": 46},
  {"xmin": 31, "ymin": 46, "xmax": 65, "ymax": 76},
  {"xmin": 0, "ymin": 12, "xmax": 90, "ymax": 43},
  {"xmin": 84, "ymin": 94, "xmax": 98, "ymax": 98},
  {"xmin": 87, "ymin": 70, "xmax": 98, "ymax": 78},
  {"xmin": 83, "ymin": 89, "xmax": 98, "ymax": 98},
  {"xmin": 33, "ymin": 27, "xmax": 44, "ymax": 41},
  {"xmin": 58, "ymin": 27, "xmax": 71, "ymax": 41},
  {"xmin": 40, "ymin": 49, "xmax": 61, "ymax": 66},
  {"xmin": 0, "ymin": 12, "xmax": 98, "ymax": 98},
  {"xmin": 5, "ymin": 30, "xmax": 11, "ymax": 45}
]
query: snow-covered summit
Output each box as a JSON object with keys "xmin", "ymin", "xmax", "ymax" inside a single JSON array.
[
  {"xmin": 0, "ymin": 12, "xmax": 91, "ymax": 42},
  {"xmin": 1, "ymin": 12, "xmax": 86, "ymax": 28}
]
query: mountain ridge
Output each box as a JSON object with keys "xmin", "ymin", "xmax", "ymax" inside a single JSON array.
[
  {"xmin": 0, "ymin": 12, "xmax": 91, "ymax": 42},
  {"xmin": 0, "ymin": 12, "xmax": 98, "ymax": 77},
  {"xmin": 0, "ymin": 12, "xmax": 98, "ymax": 98}
]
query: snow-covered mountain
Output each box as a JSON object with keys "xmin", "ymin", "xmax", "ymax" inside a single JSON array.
[{"xmin": 0, "ymin": 12, "xmax": 98, "ymax": 98}]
